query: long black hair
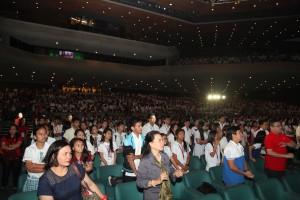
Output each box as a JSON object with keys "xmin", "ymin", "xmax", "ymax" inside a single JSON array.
[
  {"xmin": 100, "ymin": 128, "xmax": 114, "ymax": 152},
  {"xmin": 207, "ymin": 130, "xmax": 217, "ymax": 147},
  {"xmin": 142, "ymin": 131, "xmax": 161, "ymax": 156},
  {"xmin": 43, "ymin": 140, "xmax": 70, "ymax": 170},
  {"xmin": 253, "ymin": 130, "xmax": 266, "ymax": 147},
  {"xmin": 175, "ymin": 128, "xmax": 188, "ymax": 152},
  {"xmin": 70, "ymin": 138, "xmax": 90, "ymax": 163},
  {"xmin": 169, "ymin": 123, "xmax": 178, "ymax": 137}
]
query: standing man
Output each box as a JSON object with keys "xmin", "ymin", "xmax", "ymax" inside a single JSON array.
[
  {"xmin": 182, "ymin": 118, "xmax": 192, "ymax": 147},
  {"xmin": 63, "ymin": 117, "xmax": 80, "ymax": 142},
  {"xmin": 253, "ymin": 119, "xmax": 269, "ymax": 138},
  {"xmin": 122, "ymin": 117, "xmax": 145, "ymax": 182},
  {"xmin": 142, "ymin": 113, "xmax": 159, "ymax": 137},
  {"xmin": 218, "ymin": 115, "xmax": 227, "ymax": 131},
  {"xmin": 159, "ymin": 116, "xmax": 171, "ymax": 135},
  {"xmin": 264, "ymin": 119, "xmax": 296, "ymax": 178},
  {"xmin": 223, "ymin": 126, "xmax": 254, "ymax": 186}
]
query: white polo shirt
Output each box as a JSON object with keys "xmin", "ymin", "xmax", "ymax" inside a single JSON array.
[
  {"xmin": 113, "ymin": 132, "xmax": 127, "ymax": 148},
  {"xmin": 98, "ymin": 141, "xmax": 118, "ymax": 166},
  {"xmin": 142, "ymin": 123, "xmax": 159, "ymax": 137},
  {"xmin": 205, "ymin": 143, "xmax": 221, "ymax": 171},
  {"xmin": 23, "ymin": 142, "xmax": 50, "ymax": 178},
  {"xmin": 172, "ymin": 141, "xmax": 190, "ymax": 169},
  {"xmin": 159, "ymin": 124, "xmax": 170, "ymax": 134}
]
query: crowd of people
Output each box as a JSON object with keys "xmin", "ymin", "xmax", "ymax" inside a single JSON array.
[
  {"xmin": 1, "ymin": 109, "xmax": 300, "ymax": 199},
  {"xmin": 1, "ymin": 87, "xmax": 300, "ymax": 199},
  {"xmin": 175, "ymin": 53, "xmax": 300, "ymax": 65},
  {"xmin": 1, "ymin": 88, "xmax": 300, "ymax": 126}
]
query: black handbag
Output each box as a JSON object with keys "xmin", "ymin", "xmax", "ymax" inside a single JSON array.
[{"xmin": 197, "ymin": 182, "xmax": 217, "ymax": 194}]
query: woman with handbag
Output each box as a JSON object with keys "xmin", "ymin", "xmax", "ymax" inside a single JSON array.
[
  {"xmin": 37, "ymin": 140, "xmax": 107, "ymax": 200},
  {"xmin": 136, "ymin": 131, "xmax": 183, "ymax": 200},
  {"xmin": 1, "ymin": 124, "xmax": 22, "ymax": 190}
]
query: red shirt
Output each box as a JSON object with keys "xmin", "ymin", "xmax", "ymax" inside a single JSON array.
[
  {"xmin": 264, "ymin": 131, "xmax": 292, "ymax": 171},
  {"xmin": 1, "ymin": 136, "xmax": 23, "ymax": 157}
]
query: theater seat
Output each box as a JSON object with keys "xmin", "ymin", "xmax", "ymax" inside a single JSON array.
[
  {"xmin": 93, "ymin": 153, "xmax": 101, "ymax": 168},
  {"xmin": 189, "ymin": 156, "xmax": 203, "ymax": 171},
  {"xmin": 223, "ymin": 184, "xmax": 257, "ymax": 200},
  {"xmin": 171, "ymin": 178, "xmax": 203, "ymax": 199},
  {"xmin": 114, "ymin": 181, "xmax": 143, "ymax": 200},
  {"xmin": 200, "ymin": 155, "xmax": 206, "ymax": 170},
  {"xmin": 281, "ymin": 174, "xmax": 300, "ymax": 195},
  {"xmin": 183, "ymin": 169, "xmax": 213, "ymax": 196},
  {"xmin": 17, "ymin": 173, "xmax": 27, "ymax": 192},
  {"xmin": 96, "ymin": 164, "xmax": 123, "ymax": 184},
  {"xmin": 254, "ymin": 178, "xmax": 300, "ymax": 200},
  {"xmin": 8, "ymin": 190, "xmax": 37, "ymax": 200},
  {"xmin": 208, "ymin": 165, "xmax": 225, "ymax": 194},
  {"xmin": 116, "ymin": 152, "xmax": 124, "ymax": 165}
]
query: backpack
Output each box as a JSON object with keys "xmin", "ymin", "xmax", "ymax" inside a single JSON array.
[{"xmin": 197, "ymin": 182, "xmax": 217, "ymax": 194}]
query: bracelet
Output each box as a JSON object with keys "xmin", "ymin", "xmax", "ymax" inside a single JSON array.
[
  {"xmin": 151, "ymin": 180, "xmax": 156, "ymax": 187},
  {"xmin": 101, "ymin": 194, "xmax": 108, "ymax": 200}
]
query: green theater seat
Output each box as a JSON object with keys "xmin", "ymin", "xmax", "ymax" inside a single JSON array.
[
  {"xmin": 8, "ymin": 190, "xmax": 37, "ymax": 200},
  {"xmin": 223, "ymin": 184, "xmax": 257, "ymax": 200},
  {"xmin": 254, "ymin": 178, "xmax": 300, "ymax": 200},
  {"xmin": 114, "ymin": 181, "xmax": 143, "ymax": 200}
]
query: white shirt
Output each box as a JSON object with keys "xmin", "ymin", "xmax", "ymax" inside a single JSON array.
[
  {"xmin": 172, "ymin": 141, "xmax": 190, "ymax": 169},
  {"xmin": 90, "ymin": 134, "xmax": 102, "ymax": 152},
  {"xmin": 193, "ymin": 130, "xmax": 208, "ymax": 157},
  {"xmin": 86, "ymin": 140, "xmax": 96, "ymax": 155},
  {"xmin": 182, "ymin": 126, "xmax": 192, "ymax": 145},
  {"xmin": 63, "ymin": 127, "xmax": 76, "ymax": 142},
  {"xmin": 253, "ymin": 128, "xmax": 269, "ymax": 138},
  {"xmin": 84, "ymin": 130, "xmax": 91, "ymax": 141},
  {"xmin": 164, "ymin": 146, "xmax": 173, "ymax": 159},
  {"xmin": 205, "ymin": 143, "xmax": 221, "ymax": 171},
  {"xmin": 168, "ymin": 133, "xmax": 176, "ymax": 148},
  {"xmin": 191, "ymin": 126, "xmax": 198, "ymax": 136},
  {"xmin": 142, "ymin": 123, "xmax": 159, "ymax": 137},
  {"xmin": 113, "ymin": 131, "xmax": 127, "ymax": 148},
  {"xmin": 98, "ymin": 141, "xmax": 117, "ymax": 166},
  {"xmin": 23, "ymin": 142, "xmax": 50, "ymax": 178},
  {"xmin": 126, "ymin": 133, "xmax": 143, "ymax": 177},
  {"xmin": 224, "ymin": 140, "xmax": 244, "ymax": 160},
  {"xmin": 46, "ymin": 137, "xmax": 56, "ymax": 145},
  {"xmin": 159, "ymin": 124, "xmax": 170, "ymax": 135},
  {"xmin": 219, "ymin": 136, "xmax": 228, "ymax": 156}
]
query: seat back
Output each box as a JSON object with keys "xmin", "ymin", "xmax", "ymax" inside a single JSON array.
[
  {"xmin": 17, "ymin": 173, "xmax": 27, "ymax": 191},
  {"xmin": 200, "ymin": 155, "xmax": 206, "ymax": 170},
  {"xmin": 223, "ymin": 184, "xmax": 256, "ymax": 200},
  {"xmin": 116, "ymin": 152, "xmax": 124, "ymax": 165},
  {"xmin": 8, "ymin": 190, "xmax": 37, "ymax": 200},
  {"xmin": 254, "ymin": 178, "xmax": 286, "ymax": 200},
  {"xmin": 190, "ymin": 156, "xmax": 202, "ymax": 171},
  {"xmin": 209, "ymin": 165, "xmax": 223, "ymax": 181},
  {"xmin": 199, "ymin": 193, "xmax": 223, "ymax": 200},
  {"xmin": 114, "ymin": 181, "xmax": 143, "ymax": 200},
  {"xmin": 184, "ymin": 170, "xmax": 212, "ymax": 189},
  {"xmin": 170, "ymin": 178, "xmax": 186, "ymax": 198},
  {"xmin": 250, "ymin": 157, "xmax": 265, "ymax": 172},
  {"xmin": 96, "ymin": 164, "xmax": 123, "ymax": 184},
  {"xmin": 281, "ymin": 174, "xmax": 300, "ymax": 195},
  {"xmin": 93, "ymin": 154, "xmax": 101, "ymax": 168}
]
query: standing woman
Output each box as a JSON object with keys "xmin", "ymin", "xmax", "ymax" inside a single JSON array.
[
  {"xmin": 167, "ymin": 123, "xmax": 178, "ymax": 148},
  {"xmin": 90, "ymin": 125, "xmax": 102, "ymax": 153},
  {"xmin": 137, "ymin": 131, "xmax": 183, "ymax": 200},
  {"xmin": 172, "ymin": 129, "xmax": 191, "ymax": 174},
  {"xmin": 1, "ymin": 124, "xmax": 23, "ymax": 189},
  {"xmin": 205, "ymin": 130, "xmax": 221, "ymax": 171},
  {"xmin": 98, "ymin": 128, "xmax": 117, "ymax": 166},
  {"xmin": 37, "ymin": 140, "xmax": 107, "ymax": 200}
]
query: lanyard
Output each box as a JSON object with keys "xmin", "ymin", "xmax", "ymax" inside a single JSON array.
[{"xmin": 178, "ymin": 142, "xmax": 185, "ymax": 159}]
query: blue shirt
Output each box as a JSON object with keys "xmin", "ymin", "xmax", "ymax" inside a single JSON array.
[
  {"xmin": 37, "ymin": 163, "xmax": 85, "ymax": 200},
  {"xmin": 223, "ymin": 141, "xmax": 245, "ymax": 185}
]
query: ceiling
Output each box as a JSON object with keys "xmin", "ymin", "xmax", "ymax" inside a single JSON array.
[
  {"xmin": 0, "ymin": 0, "xmax": 299, "ymax": 48},
  {"xmin": 0, "ymin": 0, "xmax": 300, "ymax": 96}
]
